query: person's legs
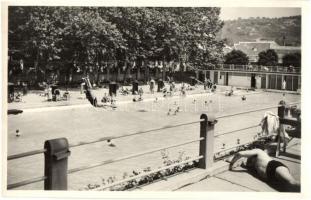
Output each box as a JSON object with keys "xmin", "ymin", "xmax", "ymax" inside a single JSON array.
[{"xmin": 275, "ymin": 166, "xmax": 300, "ymax": 192}]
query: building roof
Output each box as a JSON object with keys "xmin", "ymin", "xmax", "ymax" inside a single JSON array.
[
  {"xmin": 272, "ymin": 46, "xmax": 301, "ymax": 50},
  {"xmin": 234, "ymin": 42, "xmax": 274, "ymax": 58},
  {"xmin": 223, "ymin": 45, "xmax": 233, "ymax": 54},
  {"xmin": 233, "ymin": 40, "xmax": 300, "ymax": 62}
]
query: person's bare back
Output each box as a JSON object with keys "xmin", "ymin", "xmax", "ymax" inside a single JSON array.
[
  {"xmin": 230, "ymin": 149, "xmax": 300, "ymax": 192},
  {"xmin": 230, "ymin": 149, "xmax": 271, "ymax": 178}
]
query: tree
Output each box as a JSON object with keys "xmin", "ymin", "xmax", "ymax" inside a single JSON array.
[
  {"xmin": 9, "ymin": 7, "xmax": 64, "ymax": 84},
  {"xmin": 282, "ymin": 53, "xmax": 301, "ymax": 68},
  {"xmin": 8, "ymin": 7, "xmax": 225, "ymax": 85},
  {"xmin": 62, "ymin": 7, "xmax": 125, "ymax": 84},
  {"xmin": 224, "ymin": 50, "xmax": 249, "ymax": 65},
  {"xmin": 257, "ymin": 49, "xmax": 278, "ymax": 66}
]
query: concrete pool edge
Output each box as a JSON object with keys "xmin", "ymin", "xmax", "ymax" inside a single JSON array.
[
  {"xmin": 136, "ymin": 160, "xmax": 230, "ymax": 191},
  {"xmin": 21, "ymin": 90, "xmax": 266, "ymax": 113}
]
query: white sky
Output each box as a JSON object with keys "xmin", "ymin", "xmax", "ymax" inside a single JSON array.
[{"xmin": 220, "ymin": 7, "xmax": 301, "ymax": 20}]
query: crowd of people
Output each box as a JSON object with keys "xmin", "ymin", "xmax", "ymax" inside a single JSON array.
[{"xmin": 78, "ymin": 75, "xmax": 218, "ymax": 109}]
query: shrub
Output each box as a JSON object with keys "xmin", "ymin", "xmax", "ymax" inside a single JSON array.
[{"xmin": 224, "ymin": 50, "xmax": 249, "ymax": 65}]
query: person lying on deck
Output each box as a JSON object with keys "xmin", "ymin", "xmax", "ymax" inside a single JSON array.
[{"xmin": 230, "ymin": 148, "xmax": 300, "ymax": 192}]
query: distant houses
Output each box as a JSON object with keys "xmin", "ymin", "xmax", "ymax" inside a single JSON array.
[
  {"xmin": 272, "ymin": 45, "xmax": 301, "ymax": 63},
  {"xmin": 231, "ymin": 39, "xmax": 300, "ymax": 63},
  {"xmin": 198, "ymin": 39, "xmax": 302, "ymax": 91}
]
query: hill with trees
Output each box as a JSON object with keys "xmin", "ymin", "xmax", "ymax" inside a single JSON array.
[{"xmin": 218, "ymin": 15, "xmax": 301, "ymax": 46}]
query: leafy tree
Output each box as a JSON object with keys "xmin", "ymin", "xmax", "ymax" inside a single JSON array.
[
  {"xmin": 9, "ymin": 7, "xmax": 63, "ymax": 84},
  {"xmin": 62, "ymin": 7, "xmax": 125, "ymax": 84},
  {"xmin": 282, "ymin": 53, "xmax": 301, "ymax": 68},
  {"xmin": 257, "ymin": 49, "xmax": 278, "ymax": 66},
  {"xmin": 8, "ymin": 6, "xmax": 225, "ymax": 85},
  {"xmin": 224, "ymin": 50, "xmax": 249, "ymax": 65}
]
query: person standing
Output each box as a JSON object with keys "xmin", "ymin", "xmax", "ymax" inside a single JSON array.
[
  {"xmin": 282, "ymin": 79, "xmax": 286, "ymax": 91},
  {"xmin": 150, "ymin": 79, "xmax": 155, "ymax": 94}
]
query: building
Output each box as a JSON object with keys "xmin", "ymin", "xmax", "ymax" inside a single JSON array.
[
  {"xmin": 233, "ymin": 39, "xmax": 301, "ymax": 63},
  {"xmin": 272, "ymin": 46, "xmax": 301, "ymax": 63},
  {"xmin": 233, "ymin": 40, "xmax": 278, "ymax": 62},
  {"xmin": 215, "ymin": 39, "xmax": 301, "ymax": 91},
  {"xmin": 195, "ymin": 65, "xmax": 301, "ymax": 92}
]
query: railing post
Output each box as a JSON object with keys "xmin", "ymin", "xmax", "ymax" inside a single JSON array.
[
  {"xmin": 278, "ymin": 105, "xmax": 286, "ymax": 119},
  {"xmin": 44, "ymin": 138, "xmax": 70, "ymax": 190},
  {"xmin": 198, "ymin": 113, "xmax": 217, "ymax": 169},
  {"xmin": 276, "ymin": 105, "xmax": 286, "ymax": 157}
]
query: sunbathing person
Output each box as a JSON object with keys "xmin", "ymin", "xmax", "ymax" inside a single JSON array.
[
  {"xmin": 101, "ymin": 93, "xmax": 110, "ymax": 103},
  {"xmin": 120, "ymin": 86, "xmax": 130, "ymax": 95},
  {"xmin": 63, "ymin": 89, "xmax": 70, "ymax": 101},
  {"xmin": 230, "ymin": 148, "xmax": 300, "ymax": 192}
]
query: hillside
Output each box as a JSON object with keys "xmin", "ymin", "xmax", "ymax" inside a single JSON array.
[{"xmin": 218, "ymin": 15, "xmax": 301, "ymax": 46}]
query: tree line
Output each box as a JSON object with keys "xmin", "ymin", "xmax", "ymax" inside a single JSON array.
[
  {"xmin": 8, "ymin": 7, "xmax": 225, "ymax": 86},
  {"xmin": 224, "ymin": 49, "xmax": 301, "ymax": 68}
]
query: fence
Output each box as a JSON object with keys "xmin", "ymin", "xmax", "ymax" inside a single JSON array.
[
  {"xmin": 212, "ymin": 64, "xmax": 301, "ymax": 74},
  {"xmin": 7, "ymin": 102, "xmax": 300, "ymax": 190},
  {"xmin": 9, "ymin": 63, "xmax": 300, "ymax": 89}
]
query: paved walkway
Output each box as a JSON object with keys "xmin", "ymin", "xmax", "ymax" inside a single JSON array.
[
  {"xmin": 176, "ymin": 139, "xmax": 301, "ymax": 192},
  {"xmin": 8, "ymin": 84, "xmax": 226, "ymax": 110}
]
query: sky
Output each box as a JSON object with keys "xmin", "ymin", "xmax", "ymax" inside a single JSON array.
[{"xmin": 220, "ymin": 7, "xmax": 301, "ymax": 20}]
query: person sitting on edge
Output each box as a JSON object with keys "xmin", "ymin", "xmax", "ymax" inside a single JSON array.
[
  {"xmin": 63, "ymin": 89, "xmax": 70, "ymax": 101},
  {"xmin": 211, "ymin": 84, "xmax": 216, "ymax": 92},
  {"xmin": 230, "ymin": 148, "xmax": 300, "ymax": 192},
  {"xmin": 207, "ymin": 78, "xmax": 212, "ymax": 89},
  {"xmin": 225, "ymin": 87, "xmax": 233, "ymax": 96},
  {"xmin": 150, "ymin": 79, "xmax": 155, "ymax": 94},
  {"xmin": 180, "ymin": 84, "xmax": 186, "ymax": 96},
  {"xmin": 138, "ymin": 87, "xmax": 144, "ymax": 96},
  {"xmin": 101, "ymin": 93, "xmax": 110, "ymax": 103}
]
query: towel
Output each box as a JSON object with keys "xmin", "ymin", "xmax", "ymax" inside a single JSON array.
[{"xmin": 260, "ymin": 111, "xmax": 289, "ymax": 139}]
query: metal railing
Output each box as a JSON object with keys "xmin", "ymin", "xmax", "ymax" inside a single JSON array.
[
  {"xmin": 7, "ymin": 115, "xmax": 214, "ymax": 190},
  {"xmin": 8, "ymin": 119, "xmax": 203, "ymax": 161},
  {"xmin": 7, "ymin": 101, "xmax": 300, "ymax": 190},
  {"xmin": 212, "ymin": 64, "xmax": 301, "ymax": 74}
]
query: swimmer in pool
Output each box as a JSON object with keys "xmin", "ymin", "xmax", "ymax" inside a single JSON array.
[{"xmin": 230, "ymin": 148, "xmax": 300, "ymax": 192}]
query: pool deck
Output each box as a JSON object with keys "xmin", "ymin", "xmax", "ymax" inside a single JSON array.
[
  {"xmin": 139, "ymin": 138, "xmax": 301, "ymax": 192},
  {"xmin": 7, "ymin": 84, "xmax": 270, "ymax": 111},
  {"xmin": 7, "ymin": 84, "xmax": 212, "ymax": 110},
  {"xmin": 7, "ymin": 83, "xmax": 300, "ymax": 112}
]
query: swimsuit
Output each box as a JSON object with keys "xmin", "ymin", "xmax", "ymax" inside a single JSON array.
[{"xmin": 266, "ymin": 160, "xmax": 288, "ymax": 182}]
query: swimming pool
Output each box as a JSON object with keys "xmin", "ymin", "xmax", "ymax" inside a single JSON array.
[{"xmin": 7, "ymin": 90, "xmax": 300, "ymax": 190}]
